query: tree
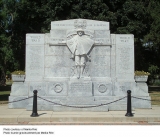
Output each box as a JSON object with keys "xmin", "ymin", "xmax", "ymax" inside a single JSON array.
[
  {"xmin": 144, "ymin": 0, "xmax": 160, "ymax": 73},
  {"xmin": 109, "ymin": 0, "xmax": 157, "ymax": 71},
  {"xmin": 0, "ymin": 0, "xmax": 18, "ymax": 80},
  {"xmin": 0, "ymin": 0, "xmax": 160, "ymax": 77}
]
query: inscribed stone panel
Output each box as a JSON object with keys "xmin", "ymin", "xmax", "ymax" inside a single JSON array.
[
  {"xmin": 51, "ymin": 19, "xmax": 109, "ymax": 30},
  {"xmin": 115, "ymin": 34, "xmax": 134, "ymax": 80},
  {"xmin": 26, "ymin": 34, "xmax": 45, "ymax": 45},
  {"xmin": 49, "ymin": 30, "xmax": 67, "ymax": 45},
  {"xmin": 25, "ymin": 45, "xmax": 44, "ymax": 80},
  {"xmin": 68, "ymin": 81, "xmax": 92, "ymax": 96}
]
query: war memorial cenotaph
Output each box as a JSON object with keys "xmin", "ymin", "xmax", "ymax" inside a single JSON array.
[{"xmin": 9, "ymin": 19, "xmax": 151, "ymax": 111}]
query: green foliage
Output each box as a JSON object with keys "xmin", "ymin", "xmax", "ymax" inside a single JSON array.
[
  {"xmin": 0, "ymin": 0, "xmax": 19, "ymax": 77},
  {"xmin": 0, "ymin": 0, "xmax": 160, "ymax": 76},
  {"xmin": 135, "ymin": 71, "xmax": 150, "ymax": 76},
  {"xmin": 11, "ymin": 70, "xmax": 25, "ymax": 75},
  {"xmin": 144, "ymin": 0, "xmax": 160, "ymax": 45},
  {"xmin": 152, "ymin": 81, "xmax": 160, "ymax": 86},
  {"xmin": 148, "ymin": 65, "xmax": 159, "ymax": 75}
]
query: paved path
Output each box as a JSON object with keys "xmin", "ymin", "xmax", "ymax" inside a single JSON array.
[{"xmin": 0, "ymin": 104, "xmax": 160, "ymax": 125}]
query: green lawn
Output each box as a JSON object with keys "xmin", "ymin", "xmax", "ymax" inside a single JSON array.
[
  {"xmin": 149, "ymin": 91, "xmax": 160, "ymax": 105},
  {"xmin": 0, "ymin": 91, "xmax": 11, "ymax": 95}
]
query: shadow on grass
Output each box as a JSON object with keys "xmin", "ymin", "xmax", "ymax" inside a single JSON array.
[
  {"xmin": 0, "ymin": 85, "xmax": 11, "ymax": 91},
  {"xmin": 149, "ymin": 86, "xmax": 160, "ymax": 91},
  {"xmin": 0, "ymin": 85, "xmax": 11, "ymax": 101},
  {"xmin": 0, "ymin": 94, "xmax": 9, "ymax": 101}
]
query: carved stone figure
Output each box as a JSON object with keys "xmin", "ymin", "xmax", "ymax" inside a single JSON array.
[{"xmin": 66, "ymin": 28, "xmax": 94, "ymax": 78}]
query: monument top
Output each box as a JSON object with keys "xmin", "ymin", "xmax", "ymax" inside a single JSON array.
[{"xmin": 51, "ymin": 19, "xmax": 109, "ymax": 30}]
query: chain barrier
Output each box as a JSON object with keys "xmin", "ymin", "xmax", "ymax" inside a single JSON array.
[
  {"xmin": 1, "ymin": 95, "xmax": 159, "ymax": 107},
  {"xmin": 132, "ymin": 96, "xmax": 160, "ymax": 102},
  {"xmin": 0, "ymin": 96, "xmax": 33, "ymax": 105},
  {"xmin": 37, "ymin": 96, "xmax": 127, "ymax": 108}
]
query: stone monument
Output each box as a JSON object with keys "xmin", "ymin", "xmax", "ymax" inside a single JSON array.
[{"xmin": 9, "ymin": 19, "xmax": 151, "ymax": 111}]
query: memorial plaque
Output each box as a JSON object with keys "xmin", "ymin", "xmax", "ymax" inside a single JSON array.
[
  {"xmin": 51, "ymin": 19, "xmax": 109, "ymax": 30},
  {"xmin": 26, "ymin": 34, "xmax": 45, "ymax": 45},
  {"xmin": 49, "ymin": 37, "xmax": 66, "ymax": 45},
  {"xmin": 49, "ymin": 30, "xmax": 66, "ymax": 45},
  {"xmin": 25, "ymin": 45, "xmax": 44, "ymax": 80},
  {"xmin": 116, "ymin": 34, "xmax": 134, "ymax": 81},
  {"xmin": 69, "ymin": 81, "xmax": 92, "ymax": 96}
]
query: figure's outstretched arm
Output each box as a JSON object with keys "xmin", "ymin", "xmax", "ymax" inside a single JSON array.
[{"xmin": 49, "ymin": 38, "xmax": 66, "ymax": 46}]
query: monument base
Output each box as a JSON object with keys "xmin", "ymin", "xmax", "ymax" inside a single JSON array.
[
  {"xmin": 9, "ymin": 80, "xmax": 152, "ymax": 111},
  {"xmin": 26, "ymin": 104, "xmax": 109, "ymax": 112}
]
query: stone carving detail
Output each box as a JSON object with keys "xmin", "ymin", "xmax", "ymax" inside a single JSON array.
[
  {"xmin": 98, "ymin": 84, "xmax": 107, "ymax": 93},
  {"xmin": 74, "ymin": 19, "xmax": 87, "ymax": 29},
  {"xmin": 66, "ymin": 28, "xmax": 94, "ymax": 79},
  {"xmin": 49, "ymin": 19, "xmax": 110, "ymax": 79},
  {"xmin": 70, "ymin": 62, "xmax": 90, "ymax": 77},
  {"xmin": 54, "ymin": 83, "xmax": 63, "ymax": 93}
]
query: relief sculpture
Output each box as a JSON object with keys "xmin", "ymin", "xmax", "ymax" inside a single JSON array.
[
  {"xmin": 66, "ymin": 28, "xmax": 94, "ymax": 78},
  {"xmin": 49, "ymin": 19, "xmax": 109, "ymax": 79}
]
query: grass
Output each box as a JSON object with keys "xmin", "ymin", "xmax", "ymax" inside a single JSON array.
[
  {"xmin": 149, "ymin": 91, "xmax": 160, "ymax": 105},
  {"xmin": 0, "ymin": 91, "xmax": 10, "ymax": 95}
]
